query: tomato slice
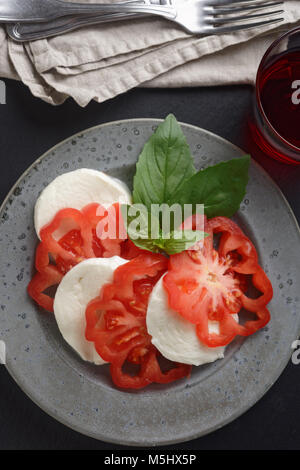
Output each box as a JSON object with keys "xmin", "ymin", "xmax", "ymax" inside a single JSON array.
[
  {"xmin": 39, "ymin": 203, "xmax": 126, "ymax": 264},
  {"xmin": 209, "ymin": 217, "xmax": 259, "ymax": 274},
  {"xmin": 40, "ymin": 208, "xmax": 95, "ymax": 261},
  {"xmin": 27, "ymin": 266, "xmax": 63, "ymax": 311},
  {"xmin": 241, "ymin": 266, "xmax": 273, "ymax": 312},
  {"xmin": 29, "ymin": 203, "xmax": 135, "ymax": 312},
  {"xmin": 164, "ymin": 248, "xmax": 242, "ymax": 325},
  {"xmin": 35, "ymin": 242, "xmax": 52, "ymax": 273},
  {"xmin": 121, "ymin": 239, "xmax": 147, "ymax": 260},
  {"xmin": 85, "ymin": 253, "xmax": 191, "ymax": 389},
  {"xmin": 83, "ymin": 202, "xmax": 126, "ymax": 258},
  {"xmin": 110, "ymin": 348, "xmax": 191, "ymax": 389},
  {"xmin": 195, "ymin": 306, "xmax": 271, "ymax": 347},
  {"xmin": 164, "ymin": 216, "xmax": 273, "ymax": 347}
]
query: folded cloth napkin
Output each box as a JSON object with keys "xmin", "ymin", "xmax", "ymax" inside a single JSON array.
[{"xmin": 0, "ymin": 0, "xmax": 299, "ymax": 106}]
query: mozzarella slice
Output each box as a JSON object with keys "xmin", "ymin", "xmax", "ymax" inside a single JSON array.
[
  {"xmin": 53, "ymin": 256, "xmax": 128, "ymax": 365},
  {"xmin": 34, "ymin": 168, "xmax": 131, "ymax": 239},
  {"xmin": 146, "ymin": 276, "xmax": 238, "ymax": 366}
]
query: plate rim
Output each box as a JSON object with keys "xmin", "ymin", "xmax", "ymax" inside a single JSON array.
[{"xmin": 1, "ymin": 117, "xmax": 300, "ymax": 447}]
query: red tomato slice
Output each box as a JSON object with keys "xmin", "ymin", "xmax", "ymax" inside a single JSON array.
[
  {"xmin": 39, "ymin": 203, "xmax": 126, "ymax": 264},
  {"xmin": 83, "ymin": 202, "xmax": 125, "ymax": 258},
  {"xmin": 27, "ymin": 266, "xmax": 63, "ymax": 311},
  {"xmin": 164, "ymin": 216, "xmax": 273, "ymax": 347},
  {"xmin": 164, "ymin": 248, "xmax": 242, "ymax": 325},
  {"xmin": 121, "ymin": 239, "xmax": 146, "ymax": 260},
  {"xmin": 29, "ymin": 203, "xmax": 134, "ymax": 312},
  {"xmin": 35, "ymin": 242, "xmax": 52, "ymax": 273},
  {"xmin": 209, "ymin": 217, "xmax": 259, "ymax": 274},
  {"xmin": 195, "ymin": 306, "xmax": 271, "ymax": 347},
  {"xmin": 85, "ymin": 253, "xmax": 191, "ymax": 389},
  {"xmin": 241, "ymin": 266, "xmax": 273, "ymax": 312},
  {"xmin": 55, "ymin": 229, "xmax": 84, "ymax": 274},
  {"xmin": 40, "ymin": 208, "xmax": 95, "ymax": 261}
]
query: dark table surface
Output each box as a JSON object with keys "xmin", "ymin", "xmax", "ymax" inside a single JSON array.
[{"xmin": 0, "ymin": 79, "xmax": 300, "ymax": 450}]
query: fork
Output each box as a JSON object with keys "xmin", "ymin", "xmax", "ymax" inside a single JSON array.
[
  {"xmin": 4, "ymin": 0, "xmax": 284, "ymax": 38},
  {"xmin": 7, "ymin": 12, "xmax": 147, "ymax": 42},
  {"xmin": 1, "ymin": 0, "xmax": 284, "ymax": 24},
  {"xmin": 6, "ymin": 0, "xmax": 153, "ymax": 42}
]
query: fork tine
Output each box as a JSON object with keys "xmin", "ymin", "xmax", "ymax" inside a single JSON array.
[
  {"xmin": 208, "ymin": 1, "xmax": 284, "ymax": 16},
  {"xmin": 208, "ymin": 16, "xmax": 284, "ymax": 34},
  {"xmin": 208, "ymin": 9, "xmax": 284, "ymax": 25}
]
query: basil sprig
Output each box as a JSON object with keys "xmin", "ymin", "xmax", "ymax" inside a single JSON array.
[{"xmin": 124, "ymin": 114, "xmax": 250, "ymax": 255}]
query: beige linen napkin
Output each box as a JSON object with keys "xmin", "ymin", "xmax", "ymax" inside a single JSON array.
[{"xmin": 0, "ymin": 0, "xmax": 299, "ymax": 106}]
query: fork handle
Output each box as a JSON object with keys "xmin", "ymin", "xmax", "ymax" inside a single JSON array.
[
  {"xmin": 56, "ymin": 0, "xmax": 176, "ymax": 20},
  {"xmin": 7, "ymin": 12, "xmax": 149, "ymax": 42}
]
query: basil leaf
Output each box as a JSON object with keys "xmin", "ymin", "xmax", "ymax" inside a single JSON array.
[
  {"xmin": 127, "ymin": 228, "xmax": 207, "ymax": 256},
  {"xmin": 128, "ymin": 237, "xmax": 163, "ymax": 254},
  {"xmin": 121, "ymin": 204, "xmax": 160, "ymax": 239},
  {"xmin": 121, "ymin": 205, "xmax": 207, "ymax": 255},
  {"xmin": 132, "ymin": 114, "xmax": 196, "ymax": 211},
  {"xmin": 121, "ymin": 204, "xmax": 162, "ymax": 253},
  {"xmin": 162, "ymin": 230, "xmax": 208, "ymax": 255},
  {"xmin": 169, "ymin": 155, "xmax": 250, "ymax": 219}
]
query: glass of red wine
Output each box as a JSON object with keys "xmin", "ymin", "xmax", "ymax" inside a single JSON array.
[{"xmin": 250, "ymin": 27, "xmax": 300, "ymax": 165}]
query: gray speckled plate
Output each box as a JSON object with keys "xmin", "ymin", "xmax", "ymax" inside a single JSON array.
[{"xmin": 0, "ymin": 119, "xmax": 299, "ymax": 446}]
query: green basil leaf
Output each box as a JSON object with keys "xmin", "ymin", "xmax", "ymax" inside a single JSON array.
[
  {"xmin": 121, "ymin": 204, "xmax": 162, "ymax": 253},
  {"xmin": 127, "ymin": 237, "xmax": 163, "ymax": 254},
  {"xmin": 168, "ymin": 155, "xmax": 250, "ymax": 219},
  {"xmin": 121, "ymin": 205, "xmax": 207, "ymax": 255},
  {"xmin": 132, "ymin": 114, "xmax": 196, "ymax": 211},
  {"xmin": 162, "ymin": 230, "xmax": 208, "ymax": 255}
]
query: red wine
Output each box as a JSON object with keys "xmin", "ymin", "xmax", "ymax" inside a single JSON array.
[{"xmin": 259, "ymin": 51, "xmax": 300, "ymax": 149}]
